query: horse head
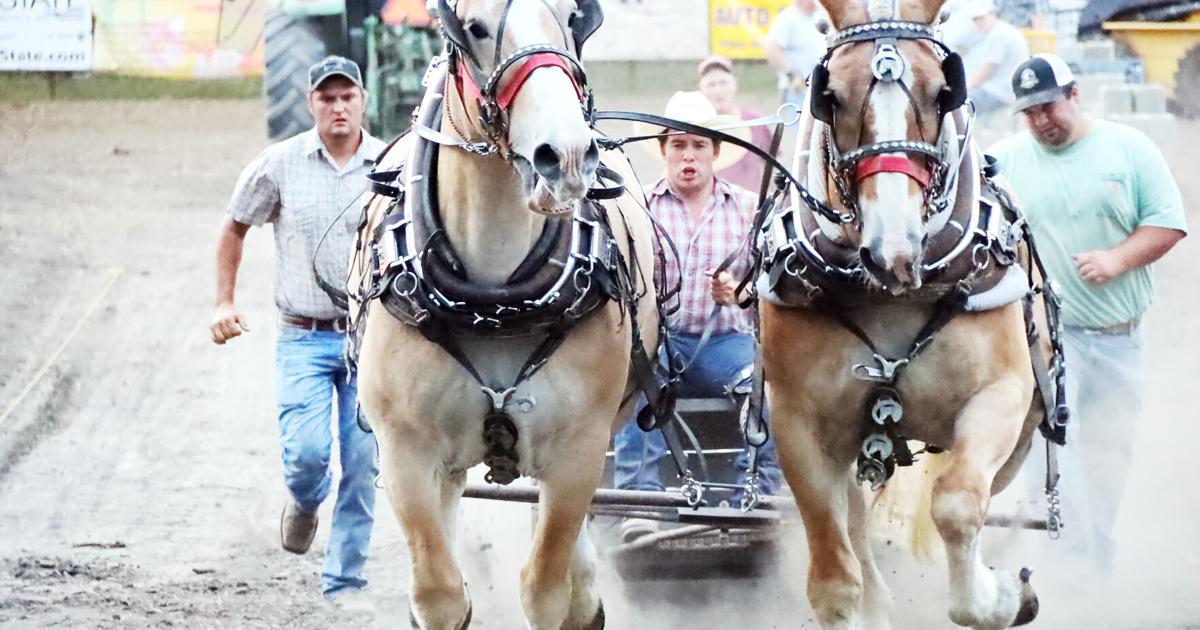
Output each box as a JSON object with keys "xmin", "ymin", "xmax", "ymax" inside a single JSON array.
[
  {"xmin": 438, "ymin": 0, "xmax": 603, "ymax": 216},
  {"xmin": 811, "ymin": 0, "xmax": 968, "ymax": 292}
]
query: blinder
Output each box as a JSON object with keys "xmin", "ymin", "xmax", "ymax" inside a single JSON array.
[
  {"xmin": 939, "ymin": 52, "xmax": 968, "ymax": 112},
  {"xmin": 809, "ymin": 64, "xmax": 835, "ymax": 126}
]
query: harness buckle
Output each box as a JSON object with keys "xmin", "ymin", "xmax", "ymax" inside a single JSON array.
[
  {"xmin": 871, "ymin": 43, "xmax": 906, "ymax": 82},
  {"xmin": 851, "ymin": 354, "xmax": 909, "ymax": 384}
]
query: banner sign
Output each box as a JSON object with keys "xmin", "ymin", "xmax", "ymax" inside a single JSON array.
[
  {"xmin": 710, "ymin": 0, "xmax": 791, "ymax": 60},
  {"xmin": 0, "ymin": 0, "xmax": 94, "ymax": 71},
  {"xmin": 91, "ymin": 0, "xmax": 263, "ymax": 78}
]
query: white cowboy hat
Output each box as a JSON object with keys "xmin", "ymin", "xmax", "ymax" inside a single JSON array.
[{"xmin": 633, "ymin": 91, "xmax": 751, "ymax": 172}]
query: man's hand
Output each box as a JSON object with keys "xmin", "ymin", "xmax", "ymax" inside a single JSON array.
[
  {"xmin": 709, "ymin": 269, "xmax": 739, "ymax": 305},
  {"xmin": 210, "ymin": 302, "xmax": 250, "ymax": 345},
  {"xmin": 1073, "ymin": 249, "xmax": 1125, "ymax": 285}
]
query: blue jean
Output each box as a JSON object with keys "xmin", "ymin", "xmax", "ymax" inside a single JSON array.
[
  {"xmin": 612, "ymin": 331, "xmax": 782, "ymax": 495},
  {"xmin": 276, "ymin": 325, "xmax": 378, "ymax": 596}
]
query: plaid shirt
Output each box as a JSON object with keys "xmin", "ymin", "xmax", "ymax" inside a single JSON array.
[
  {"xmin": 227, "ymin": 128, "xmax": 385, "ymax": 320},
  {"xmin": 649, "ymin": 177, "xmax": 758, "ymax": 336}
]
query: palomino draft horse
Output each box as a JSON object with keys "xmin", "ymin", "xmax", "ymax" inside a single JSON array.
[
  {"xmin": 350, "ymin": 0, "xmax": 657, "ymax": 628},
  {"xmin": 759, "ymin": 0, "xmax": 1067, "ymax": 628}
]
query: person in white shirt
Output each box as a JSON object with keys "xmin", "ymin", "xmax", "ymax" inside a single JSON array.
[
  {"xmin": 765, "ymin": 0, "xmax": 827, "ymax": 111},
  {"xmin": 958, "ymin": 0, "xmax": 1030, "ymax": 114}
]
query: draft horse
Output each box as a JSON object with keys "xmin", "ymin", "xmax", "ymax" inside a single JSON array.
[
  {"xmin": 758, "ymin": 0, "xmax": 1067, "ymax": 627},
  {"xmin": 349, "ymin": 1, "xmax": 658, "ymax": 628}
]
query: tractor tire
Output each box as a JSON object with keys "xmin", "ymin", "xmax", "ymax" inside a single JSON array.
[
  {"xmin": 1172, "ymin": 42, "xmax": 1200, "ymax": 119},
  {"xmin": 263, "ymin": 12, "xmax": 343, "ymax": 141}
]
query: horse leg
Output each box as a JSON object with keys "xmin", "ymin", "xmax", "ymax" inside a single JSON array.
[
  {"xmin": 847, "ymin": 479, "xmax": 893, "ymax": 629},
  {"xmin": 563, "ymin": 517, "xmax": 604, "ymax": 629},
  {"xmin": 520, "ymin": 427, "xmax": 608, "ymax": 630},
  {"xmin": 932, "ymin": 380, "xmax": 1038, "ymax": 630},
  {"xmin": 376, "ymin": 425, "xmax": 471, "ymax": 630},
  {"xmin": 774, "ymin": 417, "xmax": 863, "ymax": 629}
]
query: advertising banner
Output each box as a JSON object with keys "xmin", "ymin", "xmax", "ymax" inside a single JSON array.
[
  {"xmin": 0, "ymin": 0, "xmax": 94, "ymax": 72},
  {"xmin": 710, "ymin": 0, "xmax": 791, "ymax": 59},
  {"xmin": 91, "ymin": 0, "xmax": 263, "ymax": 78}
]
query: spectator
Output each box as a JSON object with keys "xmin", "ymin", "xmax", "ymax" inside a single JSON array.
[
  {"xmin": 765, "ymin": 0, "xmax": 827, "ymax": 112},
  {"xmin": 210, "ymin": 56, "xmax": 385, "ymax": 614},
  {"xmin": 989, "ymin": 54, "xmax": 1187, "ymax": 571},
  {"xmin": 960, "ymin": 0, "xmax": 1029, "ymax": 115},
  {"xmin": 696, "ymin": 55, "xmax": 775, "ymax": 194}
]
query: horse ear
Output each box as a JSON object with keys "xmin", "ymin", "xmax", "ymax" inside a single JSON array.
[
  {"xmin": 817, "ymin": 0, "xmax": 868, "ymax": 30},
  {"xmin": 939, "ymin": 52, "xmax": 968, "ymax": 111},
  {"xmin": 570, "ymin": 0, "xmax": 604, "ymax": 58}
]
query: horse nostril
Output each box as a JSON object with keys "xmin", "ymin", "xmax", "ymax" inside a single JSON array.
[
  {"xmin": 532, "ymin": 143, "xmax": 561, "ymax": 182},
  {"xmin": 583, "ymin": 139, "xmax": 600, "ymax": 171}
]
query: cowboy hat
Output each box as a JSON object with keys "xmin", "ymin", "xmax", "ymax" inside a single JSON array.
[{"xmin": 633, "ymin": 91, "xmax": 750, "ymax": 172}]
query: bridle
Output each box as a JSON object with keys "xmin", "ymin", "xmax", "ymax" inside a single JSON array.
[
  {"xmin": 434, "ymin": 0, "xmax": 602, "ymax": 159},
  {"xmin": 809, "ymin": 19, "xmax": 968, "ymax": 217}
]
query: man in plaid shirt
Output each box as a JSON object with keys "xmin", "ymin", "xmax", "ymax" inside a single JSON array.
[
  {"xmin": 210, "ymin": 57, "xmax": 383, "ymax": 615},
  {"xmin": 613, "ymin": 93, "xmax": 782, "ymax": 525}
]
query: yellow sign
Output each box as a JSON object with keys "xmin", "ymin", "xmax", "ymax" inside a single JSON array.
[{"xmin": 710, "ymin": 0, "xmax": 792, "ymax": 60}]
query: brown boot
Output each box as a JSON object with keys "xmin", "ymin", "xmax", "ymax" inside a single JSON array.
[{"xmin": 280, "ymin": 502, "xmax": 318, "ymax": 554}]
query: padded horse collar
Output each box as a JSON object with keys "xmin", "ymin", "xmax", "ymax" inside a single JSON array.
[{"xmin": 360, "ymin": 85, "xmax": 623, "ymax": 340}]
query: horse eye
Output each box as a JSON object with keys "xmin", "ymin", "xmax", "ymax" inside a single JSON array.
[{"xmin": 466, "ymin": 20, "xmax": 489, "ymax": 39}]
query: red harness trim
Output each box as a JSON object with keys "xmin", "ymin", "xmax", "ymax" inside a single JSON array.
[
  {"xmin": 457, "ymin": 54, "xmax": 581, "ymax": 112},
  {"xmin": 854, "ymin": 155, "xmax": 932, "ymax": 188}
]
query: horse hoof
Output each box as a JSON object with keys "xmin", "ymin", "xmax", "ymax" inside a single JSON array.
[
  {"xmin": 584, "ymin": 601, "xmax": 605, "ymax": 630},
  {"xmin": 458, "ymin": 602, "xmax": 473, "ymax": 630},
  {"xmin": 1012, "ymin": 568, "xmax": 1039, "ymax": 626},
  {"xmin": 406, "ymin": 601, "xmax": 473, "ymax": 629}
]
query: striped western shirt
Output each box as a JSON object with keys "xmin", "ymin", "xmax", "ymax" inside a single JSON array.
[
  {"xmin": 227, "ymin": 128, "xmax": 386, "ymax": 320},
  {"xmin": 649, "ymin": 177, "xmax": 758, "ymax": 336}
]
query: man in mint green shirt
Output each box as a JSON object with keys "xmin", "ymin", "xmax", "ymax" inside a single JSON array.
[{"xmin": 990, "ymin": 54, "xmax": 1186, "ymax": 572}]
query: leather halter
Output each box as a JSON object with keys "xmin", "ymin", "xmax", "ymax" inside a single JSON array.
[
  {"xmin": 810, "ymin": 20, "xmax": 967, "ymax": 213},
  {"xmin": 436, "ymin": 0, "xmax": 597, "ymax": 158}
]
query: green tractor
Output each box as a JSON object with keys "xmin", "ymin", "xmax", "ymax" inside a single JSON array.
[{"xmin": 263, "ymin": 0, "xmax": 441, "ymax": 141}]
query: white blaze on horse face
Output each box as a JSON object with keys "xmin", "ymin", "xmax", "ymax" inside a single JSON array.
[
  {"xmin": 504, "ymin": 0, "xmax": 598, "ymax": 215},
  {"xmin": 859, "ymin": 73, "xmax": 925, "ymax": 290}
]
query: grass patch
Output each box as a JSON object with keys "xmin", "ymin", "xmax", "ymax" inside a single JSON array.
[{"xmin": 0, "ymin": 73, "xmax": 262, "ymax": 102}]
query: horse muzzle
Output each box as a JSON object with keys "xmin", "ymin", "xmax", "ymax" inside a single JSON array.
[
  {"xmin": 860, "ymin": 237, "xmax": 923, "ymax": 293},
  {"xmin": 520, "ymin": 137, "xmax": 600, "ymax": 216}
]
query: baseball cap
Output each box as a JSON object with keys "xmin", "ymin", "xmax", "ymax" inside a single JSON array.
[
  {"xmin": 308, "ymin": 56, "xmax": 364, "ymax": 92},
  {"xmin": 697, "ymin": 54, "xmax": 734, "ymax": 78},
  {"xmin": 1011, "ymin": 53, "xmax": 1076, "ymax": 112}
]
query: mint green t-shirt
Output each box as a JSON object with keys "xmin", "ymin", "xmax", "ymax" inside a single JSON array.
[{"xmin": 989, "ymin": 120, "xmax": 1187, "ymax": 328}]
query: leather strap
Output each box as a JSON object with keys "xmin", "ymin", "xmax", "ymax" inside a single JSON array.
[
  {"xmin": 855, "ymin": 155, "xmax": 932, "ymax": 187},
  {"xmin": 280, "ymin": 314, "xmax": 349, "ymax": 332}
]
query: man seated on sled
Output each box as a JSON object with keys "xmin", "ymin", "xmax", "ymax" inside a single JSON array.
[{"xmin": 612, "ymin": 92, "xmax": 783, "ymax": 526}]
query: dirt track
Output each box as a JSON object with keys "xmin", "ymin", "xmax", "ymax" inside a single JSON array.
[{"xmin": 1, "ymin": 98, "xmax": 1199, "ymax": 629}]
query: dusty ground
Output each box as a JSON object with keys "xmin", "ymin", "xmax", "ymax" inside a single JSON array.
[{"xmin": 0, "ymin": 96, "xmax": 1198, "ymax": 630}]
